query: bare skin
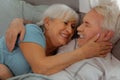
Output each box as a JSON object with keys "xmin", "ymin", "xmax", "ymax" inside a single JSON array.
[{"xmin": 0, "ymin": 64, "xmax": 13, "ymax": 80}]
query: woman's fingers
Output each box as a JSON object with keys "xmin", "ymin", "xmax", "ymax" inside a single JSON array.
[
  {"xmin": 98, "ymin": 30, "xmax": 108, "ymax": 42},
  {"xmin": 80, "ymin": 40, "xmax": 111, "ymax": 58},
  {"xmin": 96, "ymin": 30, "xmax": 114, "ymax": 42},
  {"xmin": 98, "ymin": 45, "xmax": 112, "ymax": 51},
  {"xmin": 98, "ymin": 54, "xmax": 107, "ymax": 57},
  {"xmin": 99, "ymin": 41, "xmax": 112, "ymax": 47},
  {"xmin": 95, "ymin": 42, "xmax": 112, "ymax": 56},
  {"xmin": 99, "ymin": 49, "xmax": 111, "ymax": 55},
  {"xmin": 104, "ymin": 31, "xmax": 114, "ymax": 41}
]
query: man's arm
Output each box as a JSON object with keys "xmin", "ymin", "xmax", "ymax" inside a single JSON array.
[{"xmin": 5, "ymin": 18, "xmax": 32, "ymax": 52}]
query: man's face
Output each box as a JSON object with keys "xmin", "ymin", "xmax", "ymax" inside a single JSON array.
[{"xmin": 77, "ymin": 10, "xmax": 104, "ymax": 46}]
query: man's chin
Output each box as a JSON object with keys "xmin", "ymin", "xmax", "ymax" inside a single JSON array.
[{"xmin": 78, "ymin": 43, "xmax": 84, "ymax": 47}]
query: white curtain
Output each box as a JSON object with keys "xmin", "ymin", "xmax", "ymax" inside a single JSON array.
[
  {"xmin": 89, "ymin": 0, "xmax": 99, "ymax": 8},
  {"xmin": 90, "ymin": 0, "xmax": 120, "ymax": 10},
  {"xmin": 79, "ymin": 0, "xmax": 120, "ymax": 13},
  {"xmin": 79, "ymin": 0, "xmax": 99, "ymax": 13}
]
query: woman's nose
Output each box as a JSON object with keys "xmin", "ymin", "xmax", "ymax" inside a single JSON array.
[{"xmin": 66, "ymin": 26, "xmax": 73, "ymax": 34}]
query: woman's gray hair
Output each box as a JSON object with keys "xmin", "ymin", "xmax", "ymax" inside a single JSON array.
[
  {"xmin": 93, "ymin": 0, "xmax": 120, "ymax": 44},
  {"xmin": 37, "ymin": 4, "xmax": 79, "ymax": 26}
]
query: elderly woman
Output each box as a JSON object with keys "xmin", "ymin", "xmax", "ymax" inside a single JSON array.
[{"xmin": 0, "ymin": 3, "xmax": 112, "ymax": 80}]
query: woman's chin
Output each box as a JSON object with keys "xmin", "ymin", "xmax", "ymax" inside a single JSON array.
[
  {"xmin": 56, "ymin": 42, "xmax": 66, "ymax": 47},
  {"xmin": 60, "ymin": 41, "xmax": 68, "ymax": 46}
]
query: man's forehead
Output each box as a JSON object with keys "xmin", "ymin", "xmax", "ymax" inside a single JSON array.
[{"xmin": 85, "ymin": 10, "xmax": 103, "ymax": 22}]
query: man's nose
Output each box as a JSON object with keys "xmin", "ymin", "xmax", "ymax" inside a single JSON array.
[{"xmin": 77, "ymin": 24, "xmax": 84, "ymax": 32}]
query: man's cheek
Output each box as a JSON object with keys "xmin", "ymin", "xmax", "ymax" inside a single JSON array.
[{"xmin": 86, "ymin": 34, "xmax": 96, "ymax": 41}]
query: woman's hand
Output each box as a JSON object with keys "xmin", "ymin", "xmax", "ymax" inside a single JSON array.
[
  {"xmin": 96, "ymin": 30, "xmax": 114, "ymax": 42},
  {"xmin": 5, "ymin": 18, "xmax": 25, "ymax": 52},
  {"xmin": 80, "ymin": 30, "xmax": 113, "ymax": 58}
]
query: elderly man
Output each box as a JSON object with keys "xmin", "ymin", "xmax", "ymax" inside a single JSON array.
[{"xmin": 49, "ymin": 1, "xmax": 120, "ymax": 80}]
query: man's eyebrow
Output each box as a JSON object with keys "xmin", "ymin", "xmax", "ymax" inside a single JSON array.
[{"xmin": 83, "ymin": 18, "xmax": 89, "ymax": 24}]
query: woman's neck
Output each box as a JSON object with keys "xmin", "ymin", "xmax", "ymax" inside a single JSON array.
[
  {"xmin": 45, "ymin": 34, "xmax": 58, "ymax": 56},
  {"xmin": 46, "ymin": 40, "xmax": 58, "ymax": 56}
]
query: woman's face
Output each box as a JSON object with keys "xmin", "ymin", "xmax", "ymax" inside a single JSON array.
[
  {"xmin": 44, "ymin": 17, "xmax": 76, "ymax": 47},
  {"xmin": 77, "ymin": 10, "xmax": 104, "ymax": 46}
]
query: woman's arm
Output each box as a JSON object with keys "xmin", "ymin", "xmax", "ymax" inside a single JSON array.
[
  {"xmin": 0, "ymin": 64, "xmax": 13, "ymax": 80},
  {"xmin": 19, "ymin": 34, "xmax": 112, "ymax": 75}
]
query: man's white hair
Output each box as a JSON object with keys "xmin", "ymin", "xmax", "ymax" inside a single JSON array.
[
  {"xmin": 37, "ymin": 4, "xmax": 79, "ymax": 26},
  {"xmin": 93, "ymin": 0, "xmax": 120, "ymax": 44}
]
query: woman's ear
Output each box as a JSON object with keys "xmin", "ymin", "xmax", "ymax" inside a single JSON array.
[{"xmin": 44, "ymin": 17, "xmax": 50, "ymax": 30}]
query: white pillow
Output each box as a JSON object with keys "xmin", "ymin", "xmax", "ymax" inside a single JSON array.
[{"xmin": 112, "ymin": 39, "xmax": 120, "ymax": 60}]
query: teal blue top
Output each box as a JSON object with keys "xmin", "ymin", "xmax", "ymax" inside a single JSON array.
[{"xmin": 0, "ymin": 24, "xmax": 46, "ymax": 76}]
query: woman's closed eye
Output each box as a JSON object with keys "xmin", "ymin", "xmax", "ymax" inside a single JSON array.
[
  {"xmin": 64, "ymin": 22, "xmax": 68, "ymax": 25},
  {"xmin": 71, "ymin": 24, "xmax": 76, "ymax": 30}
]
